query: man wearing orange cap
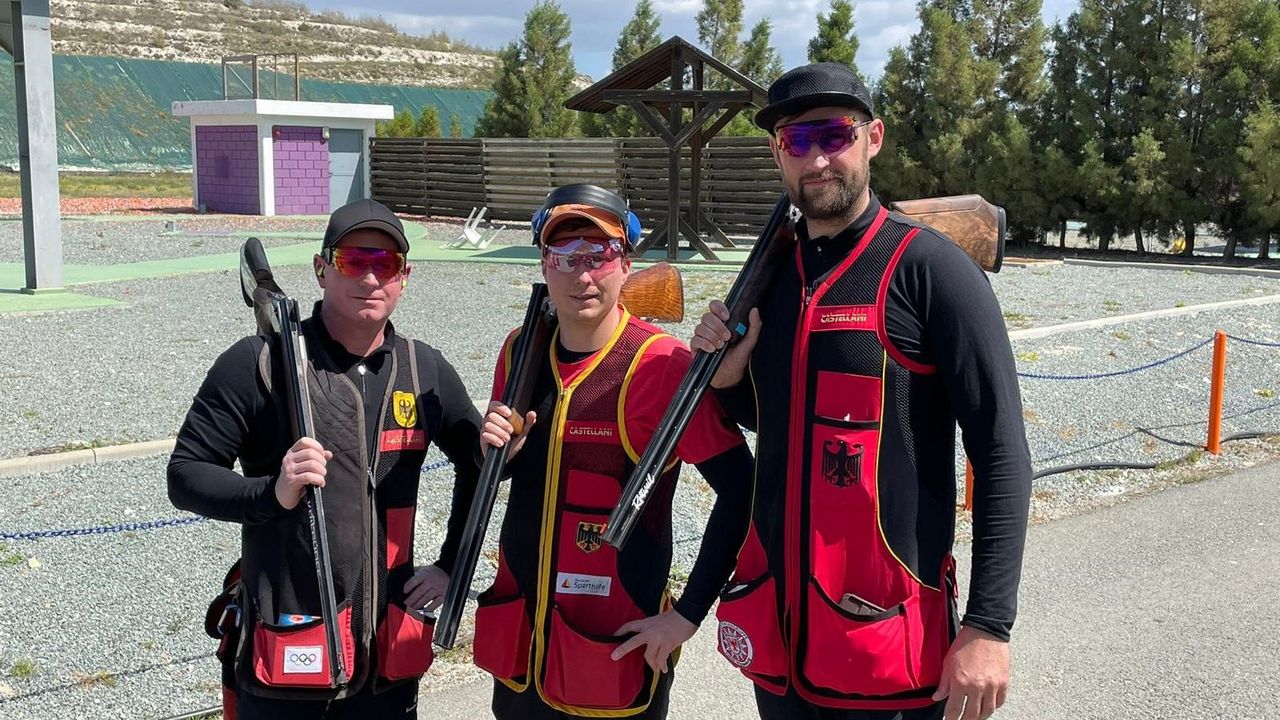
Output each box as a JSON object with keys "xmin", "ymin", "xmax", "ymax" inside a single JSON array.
[{"xmin": 463, "ymin": 184, "xmax": 756, "ymax": 719}]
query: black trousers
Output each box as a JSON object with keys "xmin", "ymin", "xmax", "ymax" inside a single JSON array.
[
  {"xmin": 235, "ymin": 679, "xmax": 419, "ymax": 720},
  {"xmin": 754, "ymin": 685, "xmax": 944, "ymax": 720},
  {"xmin": 491, "ymin": 670, "xmax": 674, "ymax": 720}
]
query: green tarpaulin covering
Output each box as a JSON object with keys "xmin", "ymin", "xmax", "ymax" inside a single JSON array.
[{"xmin": 0, "ymin": 54, "xmax": 491, "ymax": 171}]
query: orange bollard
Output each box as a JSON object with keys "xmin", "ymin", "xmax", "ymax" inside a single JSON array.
[
  {"xmin": 1207, "ymin": 330, "xmax": 1227, "ymax": 455},
  {"xmin": 964, "ymin": 459, "xmax": 974, "ymax": 511}
]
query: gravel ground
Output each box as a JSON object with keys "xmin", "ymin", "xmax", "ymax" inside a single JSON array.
[
  {"xmin": 0, "ymin": 449, "xmax": 717, "ymax": 719},
  {"xmin": 3, "ymin": 224, "xmax": 1280, "ymax": 718},
  {"xmin": 988, "ymin": 262, "xmax": 1280, "ymax": 330},
  {"xmin": 0, "ymin": 217, "xmax": 323, "ymax": 265}
]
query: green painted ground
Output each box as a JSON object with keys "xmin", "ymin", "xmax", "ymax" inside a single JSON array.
[{"xmin": 0, "ymin": 217, "xmax": 745, "ymax": 313}]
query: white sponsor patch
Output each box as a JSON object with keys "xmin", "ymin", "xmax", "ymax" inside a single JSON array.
[
  {"xmin": 554, "ymin": 572, "xmax": 612, "ymax": 597},
  {"xmin": 283, "ymin": 645, "xmax": 323, "ymax": 674}
]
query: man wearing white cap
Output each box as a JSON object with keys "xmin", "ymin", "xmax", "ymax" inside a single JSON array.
[{"xmin": 466, "ymin": 184, "xmax": 756, "ymax": 719}]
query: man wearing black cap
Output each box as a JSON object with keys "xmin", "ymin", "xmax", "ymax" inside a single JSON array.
[
  {"xmin": 169, "ymin": 198, "xmax": 483, "ymax": 718},
  {"xmin": 691, "ymin": 63, "xmax": 1032, "ymax": 720}
]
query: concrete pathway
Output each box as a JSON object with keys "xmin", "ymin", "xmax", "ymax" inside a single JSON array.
[{"xmin": 420, "ymin": 460, "xmax": 1280, "ymax": 720}]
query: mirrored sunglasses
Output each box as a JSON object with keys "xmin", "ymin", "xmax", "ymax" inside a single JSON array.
[
  {"xmin": 326, "ymin": 246, "xmax": 407, "ymax": 281},
  {"xmin": 775, "ymin": 116, "xmax": 873, "ymax": 158},
  {"xmin": 542, "ymin": 237, "xmax": 625, "ymax": 274}
]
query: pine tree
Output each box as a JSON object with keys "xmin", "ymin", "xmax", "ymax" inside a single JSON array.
[
  {"xmin": 1123, "ymin": 129, "xmax": 1174, "ymax": 254},
  {"xmin": 1239, "ymin": 102, "xmax": 1280, "ymax": 260},
  {"xmin": 971, "ymin": 0, "xmax": 1046, "ymax": 113},
  {"xmin": 415, "ymin": 105, "xmax": 442, "ymax": 137},
  {"xmin": 739, "ymin": 19, "xmax": 783, "ymax": 86},
  {"xmin": 449, "ymin": 113, "xmax": 464, "ymax": 138},
  {"xmin": 696, "ymin": 0, "xmax": 744, "ymax": 88},
  {"xmin": 475, "ymin": 1, "xmax": 579, "ymax": 138},
  {"xmin": 875, "ymin": 3, "xmax": 988, "ymax": 200},
  {"xmin": 474, "ymin": 42, "xmax": 528, "ymax": 137},
  {"xmin": 1036, "ymin": 18, "xmax": 1088, "ymax": 245},
  {"xmin": 377, "ymin": 108, "xmax": 417, "ymax": 137},
  {"xmin": 583, "ymin": 0, "xmax": 664, "ymax": 138},
  {"xmin": 807, "ymin": 0, "xmax": 863, "ymax": 81}
]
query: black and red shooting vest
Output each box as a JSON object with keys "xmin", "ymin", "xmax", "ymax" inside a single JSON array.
[
  {"xmin": 714, "ymin": 208, "xmax": 958, "ymax": 710},
  {"xmin": 233, "ymin": 324, "xmax": 437, "ymax": 700},
  {"xmin": 472, "ymin": 311, "xmax": 681, "ymax": 717}
]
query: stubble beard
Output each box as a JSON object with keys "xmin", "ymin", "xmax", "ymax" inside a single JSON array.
[{"xmin": 789, "ymin": 152, "xmax": 870, "ymax": 225}]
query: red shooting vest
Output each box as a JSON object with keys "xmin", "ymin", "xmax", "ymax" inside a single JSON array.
[
  {"xmin": 715, "ymin": 208, "xmax": 957, "ymax": 710},
  {"xmin": 473, "ymin": 312, "xmax": 680, "ymax": 717}
]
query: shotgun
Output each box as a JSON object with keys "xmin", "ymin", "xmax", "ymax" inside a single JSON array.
[
  {"xmin": 602, "ymin": 195, "xmax": 797, "ymax": 549},
  {"xmin": 434, "ymin": 284, "xmax": 553, "ymax": 650},
  {"xmin": 238, "ymin": 237, "xmax": 347, "ymax": 688},
  {"xmin": 602, "ymin": 193, "xmax": 1007, "ymax": 550},
  {"xmin": 434, "ymin": 261, "xmax": 686, "ymax": 650}
]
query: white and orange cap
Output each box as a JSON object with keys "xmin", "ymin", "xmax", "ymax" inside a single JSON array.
[{"xmin": 538, "ymin": 203, "xmax": 627, "ymax": 246}]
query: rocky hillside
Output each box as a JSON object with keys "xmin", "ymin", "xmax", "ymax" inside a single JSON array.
[{"xmin": 48, "ymin": 0, "xmax": 499, "ymax": 89}]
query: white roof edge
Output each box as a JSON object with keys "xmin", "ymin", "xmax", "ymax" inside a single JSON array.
[{"xmin": 172, "ymin": 99, "xmax": 394, "ymax": 120}]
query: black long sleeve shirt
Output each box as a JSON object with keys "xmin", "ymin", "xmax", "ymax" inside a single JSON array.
[
  {"xmin": 714, "ymin": 192, "xmax": 1032, "ymax": 641},
  {"xmin": 167, "ymin": 314, "xmax": 482, "ymax": 574}
]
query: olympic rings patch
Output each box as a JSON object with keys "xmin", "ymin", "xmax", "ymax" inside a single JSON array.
[{"xmin": 283, "ymin": 645, "xmax": 324, "ymax": 674}]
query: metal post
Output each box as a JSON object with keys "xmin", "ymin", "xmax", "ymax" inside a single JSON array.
[
  {"xmin": 294, "ymin": 53, "xmax": 300, "ymax": 100},
  {"xmin": 12, "ymin": 0, "xmax": 63, "ymax": 292},
  {"xmin": 251, "ymin": 55, "xmax": 259, "ymax": 98},
  {"xmin": 667, "ymin": 47, "xmax": 683, "ymax": 262},
  {"xmin": 1207, "ymin": 330, "xmax": 1227, "ymax": 454}
]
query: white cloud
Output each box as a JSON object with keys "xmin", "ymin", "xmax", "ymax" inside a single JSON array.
[
  {"xmin": 653, "ymin": 0, "xmax": 700, "ymax": 14},
  {"xmin": 382, "ymin": 12, "xmax": 521, "ymax": 42}
]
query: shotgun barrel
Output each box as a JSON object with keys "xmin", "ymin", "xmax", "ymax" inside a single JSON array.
[
  {"xmin": 239, "ymin": 237, "xmax": 347, "ymax": 687},
  {"xmin": 435, "ymin": 284, "xmax": 555, "ymax": 649},
  {"xmin": 602, "ymin": 194, "xmax": 797, "ymax": 550}
]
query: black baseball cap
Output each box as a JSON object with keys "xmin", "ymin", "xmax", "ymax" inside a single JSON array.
[
  {"xmin": 321, "ymin": 198, "xmax": 410, "ymax": 253},
  {"xmin": 754, "ymin": 62, "xmax": 875, "ymax": 133}
]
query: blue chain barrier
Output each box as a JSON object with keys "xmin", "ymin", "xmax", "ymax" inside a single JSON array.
[
  {"xmin": 1226, "ymin": 333, "xmax": 1280, "ymax": 349},
  {"xmin": 0, "ymin": 458, "xmax": 454, "ymax": 542},
  {"xmin": 1018, "ymin": 337, "xmax": 1214, "ymax": 381},
  {"xmin": 0, "ymin": 515, "xmax": 208, "ymax": 542}
]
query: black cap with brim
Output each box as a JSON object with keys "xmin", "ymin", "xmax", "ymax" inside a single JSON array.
[
  {"xmin": 754, "ymin": 62, "xmax": 875, "ymax": 133},
  {"xmin": 322, "ymin": 198, "xmax": 410, "ymax": 253}
]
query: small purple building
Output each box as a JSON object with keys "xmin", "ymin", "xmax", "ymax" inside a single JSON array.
[{"xmin": 172, "ymin": 100, "xmax": 393, "ymax": 216}]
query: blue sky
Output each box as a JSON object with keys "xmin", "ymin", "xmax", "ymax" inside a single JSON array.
[{"xmin": 306, "ymin": 0, "xmax": 1080, "ymax": 84}]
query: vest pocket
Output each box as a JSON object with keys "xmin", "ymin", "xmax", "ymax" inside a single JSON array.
[
  {"xmin": 714, "ymin": 573, "xmax": 788, "ymax": 682},
  {"xmin": 251, "ymin": 602, "xmax": 355, "ymax": 689},
  {"xmin": 542, "ymin": 604, "xmax": 645, "ymax": 709},
  {"xmin": 473, "ymin": 591, "xmax": 531, "ymax": 681},
  {"xmin": 376, "ymin": 601, "xmax": 435, "ymax": 681},
  {"xmin": 801, "ymin": 578, "xmax": 921, "ymax": 697}
]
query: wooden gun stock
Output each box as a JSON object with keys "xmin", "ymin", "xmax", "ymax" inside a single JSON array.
[
  {"xmin": 889, "ymin": 194, "xmax": 1006, "ymax": 272},
  {"xmin": 619, "ymin": 261, "xmax": 685, "ymax": 322}
]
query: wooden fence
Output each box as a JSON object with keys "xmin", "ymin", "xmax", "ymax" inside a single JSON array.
[{"xmin": 369, "ymin": 136, "xmax": 783, "ymax": 238}]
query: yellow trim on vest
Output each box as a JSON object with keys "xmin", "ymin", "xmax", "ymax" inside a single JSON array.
[
  {"xmin": 617, "ymin": 333, "xmax": 671, "ymax": 465},
  {"xmin": 525, "ymin": 310, "xmax": 662, "ymax": 717},
  {"xmin": 872, "ymin": 352, "xmax": 941, "ymax": 592}
]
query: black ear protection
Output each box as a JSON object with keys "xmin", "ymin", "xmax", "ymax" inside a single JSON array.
[{"xmin": 530, "ymin": 184, "xmax": 642, "ymax": 248}]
